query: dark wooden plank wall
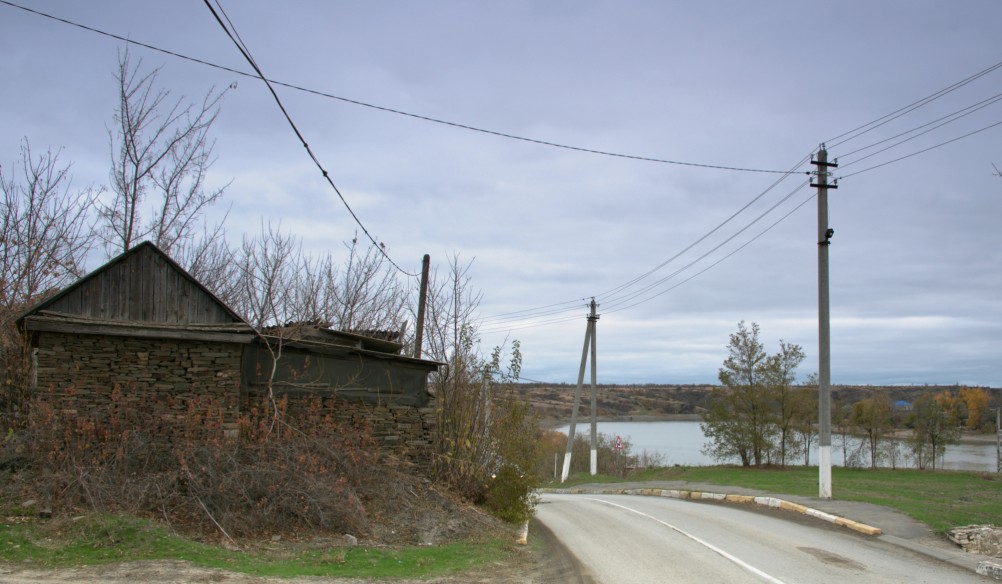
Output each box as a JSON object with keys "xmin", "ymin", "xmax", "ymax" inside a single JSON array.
[
  {"xmin": 241, "ymin": 344, "xmax": 434, "ymax": 407},
  {"xmin": 46, "ymin": 246, "xmax": 235, "ymax": 324}
]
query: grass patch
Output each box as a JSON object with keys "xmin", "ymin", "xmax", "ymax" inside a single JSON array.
[
  {"xmin": 0, "ymin": 514, "xmax": 515, "ymax": 579},
  {"xmin": 550, "ymin": 465, "xmax": 1002, "ymax": 533}
]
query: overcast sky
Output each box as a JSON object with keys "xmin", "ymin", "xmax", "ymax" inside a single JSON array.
[{"xmin": 2, "ymin": 1, "xmax": 1000, "ymax": 387}]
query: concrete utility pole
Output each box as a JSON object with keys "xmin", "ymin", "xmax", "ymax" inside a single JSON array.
[
  {"xmin": 587, "ymin": 299, "xmax": 600, "ymax": 475},
  {"xmin": 811, "ymin": 145, "xmax": 837, "ymax": 500},
  {"xmin": 560, "ymin": 299, "xmax": 600, "ymax": 482}
]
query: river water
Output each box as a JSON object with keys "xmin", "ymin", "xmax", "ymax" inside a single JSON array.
[{"xmin": 557, "ymin": 420, "xmax": 1000, "ymax": 472}]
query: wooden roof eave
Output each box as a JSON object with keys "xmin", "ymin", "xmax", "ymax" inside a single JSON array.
[{"xmin": 22, "ymin": 314, "xmax": 256, "ymax": 344}]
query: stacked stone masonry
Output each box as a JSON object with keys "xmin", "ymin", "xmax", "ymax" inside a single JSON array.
[
  {"xmin": 35, "ymin": 331, "xmax": 436, "ymax": 468},
  {"xmin": 36, "ymin": 332, "xmax": 243, "ymax": 435}
]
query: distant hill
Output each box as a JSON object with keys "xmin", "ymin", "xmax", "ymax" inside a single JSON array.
[{"xmin": 518, "ymin": 383, "xmax": 1002, "ymax": 424}]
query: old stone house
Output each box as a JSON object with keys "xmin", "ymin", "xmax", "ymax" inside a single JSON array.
[{"xmin": 17, "ymin": 242, "xmax": 440, "ymax": 463}]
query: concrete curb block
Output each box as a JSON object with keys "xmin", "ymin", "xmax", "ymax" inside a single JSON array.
[
  {"xmin": 978, "ymin": 561, "xmax": 1002, "ymax": 579},
  {"xmin": 540, "ymin": 487, "xmax": 883, "ymax": 536}
]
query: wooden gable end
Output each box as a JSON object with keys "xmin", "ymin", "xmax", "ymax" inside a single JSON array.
[{"xmin": 31, "ymin": 242, "xmax": 241, "ymax": 325}]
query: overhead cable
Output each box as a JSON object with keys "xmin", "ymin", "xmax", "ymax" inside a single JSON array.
[
  {"xmin": 594, "ymin": 154, "xmax": 813, "ymax": 305},
  {"xmin": 836, "ymin": 91, "xmax": 1002, "ymax": 160},
  {"xmin": 602, "ymin": 191, "xmax": 817, "ymax": 316},
  {"xmin": 839, "ymin": 118, "xmax": 1002, "ymax": 179},
  {"xmin": 0, "ymin": 0, "xmax": 790, "ymax": 175},
  {"xmin": 826, "ymin": 59, "xmax": 1002, "ymax": 149},
  {"xmin": 484, "ymin": 61, "xmax": 1002, "ymax": 330},
  {"xmin": 599, "ymin": 178, "xmax": 811, "ymax": 312},
  {"xmin": 201, "ymin": 0, "xmax": 417, "ymax": 277}
]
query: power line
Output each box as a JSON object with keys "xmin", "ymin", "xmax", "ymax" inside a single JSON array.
[
  {"xmin": 603, "ymin": 191, "xmax": 816, "ymax": 316},
  {"xmin": 479, "ymin": 298, "xmax": 591, "ymax": 326},
  {"xmin": 482, "ymin": 180, "xmax": 816, "ymax": 333},
  {"xmin": 7, "ymin": 0, "xmax": 998, "ymax": 334},
  {"xmin": 5, "ymin": 0, "xmax": 813, "ymax": 334},
  {"xmin": 483, "ymin": 61, "xmax": 1002, "ymax": 330},
  {"xmin": 479, "ymin": 313, "xmax": 585, "ymax": 336},
  {"xmin": 479, "ymin": 153, "xmax": 815, "ymax": 331},
  {"xmin": 826, "ymin": 59, "xmax": 1002, "ymax": 149},
  {"xmin": 834, "ymin": 92, "xmax": 1002, "ymax": 175},
  {"xmin": 595, "ymin": 156, "xmax": 812, "ymax": 305},
  {"xmin": 600, "ymin": 178, "xmax": 810, "ymax": 313},
  {"xmin": 839, "ymin": 118, "xmax": 1002, "ymax": 179},
  {"xmin": 201, "ymin": 0, "xmax": 417, "ymax": 277},
  {"xmin": 0, "ymin": 0, "xmax": 790, "ymax": 175},
  {"xmin": 835, "ymin": 90, "xmax": 1002, "ymax": 161},
  {"xmin": 481, "ymin": 95, "xmax": 1002, "ymax": 333}
]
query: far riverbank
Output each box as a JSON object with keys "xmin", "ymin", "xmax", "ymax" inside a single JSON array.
[{"xmin": 543, "ymin": 414, "xmax": 999, "ymax": 447}]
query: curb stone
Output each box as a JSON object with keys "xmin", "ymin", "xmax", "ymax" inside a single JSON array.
[{"xmin": 979, "ymin": 561, "xmax": 1002, "ymax": 579}]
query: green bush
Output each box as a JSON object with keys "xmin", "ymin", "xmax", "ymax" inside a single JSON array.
[{"xmin": 483, "ymin": 464, "xmax": 538, "ymax": 524}]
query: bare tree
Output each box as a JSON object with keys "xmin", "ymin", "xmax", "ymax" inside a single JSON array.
[
  {"xmin": 412, "ymin": 255, "xmax": 538, "ymax": 520},
  {"xmin": 229, "ymin": 222, "xmax": 302, "ymax": 427},
  {"xmin": 0, "ymin": 139, "xmax": 97, "ymax": 309},
  {"xmin": 101, "ymin": 49, "xmax": 231, "ymax": 261},
  {"xmin": 416, "ymin": 254, "xmax": 482, "ymax": 380},
  {"xmin": 296, "ymin": 236, "xmax": 408, "ymax": 333},
  {"xmin": 230, "ymin": 225, "xmax": 412, "ymax": 432},
  {"xmin": 231, "ymin": 223, "xmax": 302, "ymax": 328},
  {"xmin": 177, "ymin": 227, "xmax": 240, "ymax": 308},
  {"xmin": 1, "ymin": 139, "xmax": 98, "ymax": 421}
]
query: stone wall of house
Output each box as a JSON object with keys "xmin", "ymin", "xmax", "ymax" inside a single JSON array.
[
  {"xmin": 244, "ymin": 391, "xmax": 437, "ymax": 469},
  {"xmin": 34, "ymin": 331, "xmax": 243, "ymax": 434},
  {"xmin": 34, "ymin": 331, "xmax": 436, "ymax": 470},
  {"xmin": 347, "ymin": 401, "xmax": 437, "ymax": 468}
]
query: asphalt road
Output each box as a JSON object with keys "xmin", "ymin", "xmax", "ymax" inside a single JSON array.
[{"xmin": 536, "ymin": 493, "xmax": 987, "ymax": 584}]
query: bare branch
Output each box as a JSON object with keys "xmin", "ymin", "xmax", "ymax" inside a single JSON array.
[
  {"xmin": 0, "ymin": 138, "xmax": 98, "ymax": 311},
  {"xmin": 101, "ymin": 48, "xmax": 230, "ymax": 260}
]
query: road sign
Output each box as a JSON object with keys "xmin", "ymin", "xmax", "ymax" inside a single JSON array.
[{"xmin": 614, "ymin": 435, "xmax": 624, "ymax": 451}]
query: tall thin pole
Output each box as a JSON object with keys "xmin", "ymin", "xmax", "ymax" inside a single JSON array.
[
  {"xmin": 414, "ymin": 254, "xmax": 430, "ymax": 358},
  {"xmin": 588, "ymin": 299, "xmax": 600, "ymax": 475},
  {"xmin": 996, "ymin": 407, "xmax": 1000, "ymax": 473},
  {"xmin": 812, "ymin": 145, "xmax": 837, "ymax": 500},
  {"xmin": 561, "ymin": 307, "xmax": 593, "ymax": 483}
]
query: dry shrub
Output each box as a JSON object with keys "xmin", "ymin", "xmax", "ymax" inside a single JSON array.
[
  {"xmin": 15, "ymin": 390, "xmax": 381, "ymax": 539},
  {"xmin": 0, "ymin": 311, "xmax": 32, "ymax": 433}
]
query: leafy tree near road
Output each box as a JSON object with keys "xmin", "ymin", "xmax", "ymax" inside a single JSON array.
[
  {"xmin": 850, "ymin": 395, "xmax": 893, "ymax": 469},
  {"xmin": 762, "ymin": 340, "xmax": 806, "ymax": 467},
  {"xmin": 958, "ymin": 386, "xmax": 992, "ymax": 431},
  {"xmin": 909, "ymin": 391, "xmax": 961, "ymax": 469},
  {"xmin": 702, "ymin": 321, "xmax": 808, "ymax": 467},
  {"xmin": 791, "ymin": 376, "xmax": 819, "ymax": 466}
]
